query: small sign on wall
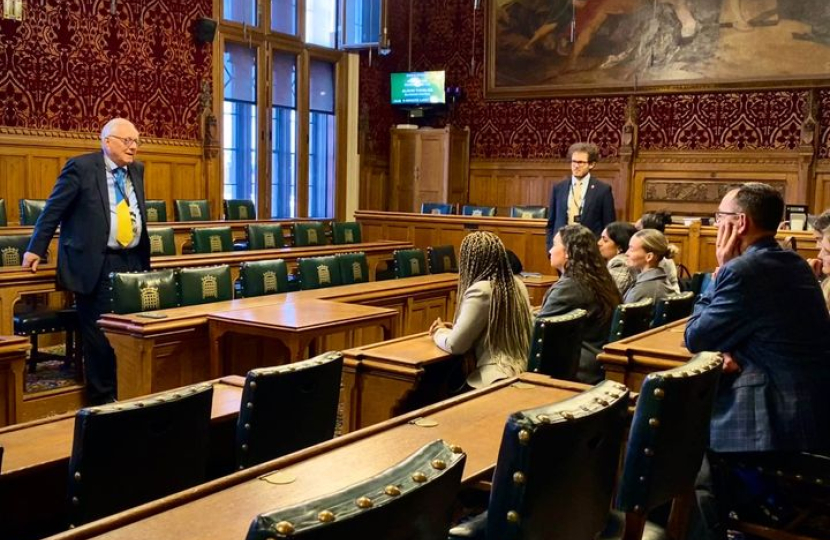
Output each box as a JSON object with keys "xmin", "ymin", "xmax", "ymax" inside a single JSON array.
[{"xmin": 3, "ymin": 0, "xmax": 24, "ymax": 21}]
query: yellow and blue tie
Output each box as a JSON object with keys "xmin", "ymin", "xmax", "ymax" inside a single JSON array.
[{"xmin": 114, "ymin": 168, "xmax": 134, "ymax": 247}]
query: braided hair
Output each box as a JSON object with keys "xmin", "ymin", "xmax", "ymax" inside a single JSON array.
[
  {"xmin": 558, "ymin": 224, "xmax": 622, "ymax": 320},
  {"xmin": 456, "ymin": 231, "xmax": 532, "ymax": 376}
]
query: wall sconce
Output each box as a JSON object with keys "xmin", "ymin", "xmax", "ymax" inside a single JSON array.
[{"xmin": 2, "ymin": 0, "xmax": 24, "ymax": 21}]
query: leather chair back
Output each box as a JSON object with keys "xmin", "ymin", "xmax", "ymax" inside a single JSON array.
[
  {"xmin": 337, "ymin": 252, "xmax": 369, "ymax": 285},
  {"xmin": 527, "ymin": 309, "xmax": 588, "ymax": 380},
  {"xmin": 110, "ymin": 269, "xmax": 178, "ymax": 314},
  {"xmin": 461, "ymin": 205, "xmax": 496, "ymax": 217},
  {"xmin": 178, "ymin": 265, "xmax": 234, "ymax": 305},
  {"xmin": 144, "ymin": 200, "xmax": 168, "ymax": 222},
  {"xmin": 427, "ymin": 245, "xmax": 458, "ymax": 273},
  {"xmin": 510, "ymin": 205, "xmax": 548, "ymax": 219},
  {"xmin": 652, "ymin": 291, "xmax": 695, "ymax": 327},
  {"xmin": 690, "ymin": 271, "xmax": 713, "ymax": 297},
  {"xmin": 293, "ymin": 221, "xmax": 328, "ymax": 247},
  {"xmin": 224, "ymin": 199, "xmax": 256, "ymax": 220},
  {"xmin": 332, "ymin": 221, "xmax": 362, "ymax": 244},
  {"xmin": 0, "ymin": 235, "xmax": 32, "ymax": 267},
  {"xmin": 393, "ymin": 248, "xmax": 428, "ymax": 278},
  {"xmin": 237, "ymin": 259, "xmax": 289, "ymax": 298},
  {"xmin": 615, "ymin": 352, "xmax": 722, "ymax": 522},
  {"xmin": 67, "ymin": 384, "xmax": 213, "ymax": 526},
  {"xmin": 246, "ymin": 224, "xmax": 285, "ymax": 250},
  {"xmin": 0, "ymin": 198, "xmax": 6, "ymax": 226},
  {"xmin": 191, "ymin": 226, "xmax": 234, "ymax": 254},
  {"xmin": 236, "ymin": 352, "xmax": 343, "ymax": 469},
  {"xmin": 608, "ymin": 298, "xmax": 654, "ymax": 342},
  {"xmin": 485, "ymin": 380, "xmax": 630, "ymax": 540},
  {"xmin": 174, "ymin": 199, "xmax": 211, "ymax": 221},
  {"xmin": 245, "ymin": 440, "xmax": 465, "ymax": 540},
  {"xmin": 19, "ymin": 199, "xmax": 46, "ymax": 226},
  {"xmin": 421, "ymin": 202, "xmax": 454, "ymax": 215},
  {"xmin": 298, "ymin": 256, "xmax": 342, "ymax": 290},
  {"xmin": 147, "ymin": 227, "xmax": 176, "ymax": 256}
]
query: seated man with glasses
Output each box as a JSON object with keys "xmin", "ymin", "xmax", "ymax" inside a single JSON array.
[
  {"xmin": 685, "ymin": 182, "xmax": 830, "ymax": 539},
  {"xmin": 22, "ymin": 118, "xmax": 151, "ymax": 405},
  {"xmin": 545, "ymin": 142, "xmax": 616, "ymax": 250}
]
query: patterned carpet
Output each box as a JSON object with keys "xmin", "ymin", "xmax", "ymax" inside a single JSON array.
[{"xmin": 24, "ymin": 346, "xmax": 81, "ymax": 394}]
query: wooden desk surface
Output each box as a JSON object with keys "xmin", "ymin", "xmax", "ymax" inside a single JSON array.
[
  {"xmin": 208, "ymin": 300, "xmax": 397, "ymax": 332},
  {"xmin": 48, "ymin": 374, "xmax": 588, "ymax": 540},
  {"xmin": 343, "ymin": 332, "xmax": 448, "ymax": 369}
]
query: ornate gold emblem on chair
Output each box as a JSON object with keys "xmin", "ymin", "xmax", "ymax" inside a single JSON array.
[
  {"xmin": 147, "ymin": 207, "xmax": 158, "ymax": 221},
  {"xmin": 208, "ymin": 235, "xmax": 222, "ymax": 253},
  {"xmin": 307, "ymin": 228, "xmax": 318, "ymax": 244},
  {"xmin": 262, "ymin": 232, "xmax": 276, "ymax": 248},
  {"xmin": 188, "ymin": 203, "xmax": 202, "ymax": 219},
  {"xmin": 408, "ymin": 258, "xmax": 420, "ymax": 275},
  {"xmin": 238, "ymin": 206, "xmax": 248, "ymax": 219},
  {"xmin": 349, "ymin": 261, "xmax": 363, "ymax": 281},
  {"xmin": 149, "ymin": 235, "xmax": 164, "ymax": 255},
  {"xmin": 201, "ymin": 275, "xmax": 219, "ymax": 299},
  {"xmin": 2, "ymin": 246, "xmax": 20, "ymax": 266},
  {"xmin": 261, "ymin": 271, "xmax": 277, "ymax": 294},
  {"xmin": 139, "ymin": 286, "xmax": 160, "ymax": 311},
  {"xmin": 316, "ymin": 264, "xmax": 331, "ymax": 285}
]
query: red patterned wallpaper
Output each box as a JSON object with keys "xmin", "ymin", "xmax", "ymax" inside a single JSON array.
[
  {"xmin": 0, "ymin": 0, "xmax": 212, "ymax": 140},
  {"xmin": 359, "ymin": 0, "xmax": 830, "ymax": 160}
]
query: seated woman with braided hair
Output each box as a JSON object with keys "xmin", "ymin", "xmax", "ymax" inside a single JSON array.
[
  {"xmin": 538, "ymin": 224, "xmax": 621, "ymax": 383},
  {"xmin": 429, "ymin": 231, "xmax": 533, "ymax": 389}
]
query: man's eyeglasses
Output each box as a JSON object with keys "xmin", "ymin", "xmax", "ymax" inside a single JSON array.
[
  {"xmin": 571, "ymin": 160, "xmax": 590, "ymax": 165},
  {"xmin": 108, "ymin": 135, "xmax": 142, "ymax": 148},
  {"xmin": 714, "ymin": 211, "xmax": 742, "ymax": 223}
]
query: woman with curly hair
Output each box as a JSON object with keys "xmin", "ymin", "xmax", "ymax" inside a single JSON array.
[
  {"xmin": 597, "ymin": 221, "xmax": 638, "ymax": 295},
  {"xmin": 538, "ymin": 224, "xmax": 621, "ymax": 383},
  {"xmin": 430, "ymin": 231, "xmax": 532, "ymax": 389}
]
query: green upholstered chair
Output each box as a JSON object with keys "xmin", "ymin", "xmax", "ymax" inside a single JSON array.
[
  {"xmin": 461, "ymin": 205, "xmax": 496, "ymax": 217},
  {"xmin": 144, "ymin": 200, "xmax": 168, "ymax": 223},
  {"xmin": 236, "ymin": 259, "xmax": 289, "ymax": 298},
  {"xmin": 652, "ymin": 291, "xmax": 695, "ymax": 327},
  {"xmin": 393, "ymin": 248, "xmax": 428, "ymax": 278},
  {"xmin": 337, "ymin": 252, "xmax": 370, "ymax": 285},
  {"xmin": 0, "ymin": 235, "xmax": 32, "ymax": 267},
  {"xmin": 174, "ymin": 199, "xmax": 211, "ymax": 221},
  {"xmin": 0, "ymin": 198, "xmax": 6, "ymax": 226},
  {"xmin": 607, "ymin": 298, "xmax": 655, "ymax": 343},
  {"xmin": 427, "ymin": 245, "xmax": 458, "ymax": 273},
  {"xmin": 190, "ymin": 226, "xmax": 234, "ymax": 254},
  {"xmin": 224, "ymin": 199, "xmax": 256, "ymax": 220},
  {"xmin": 510, "ymin": 205, "xmax": 548, "ymax": 219},
  {"xmin": 298, "ymin": 256, "xmax": 342, "ymax": 290},
  {"xmin": 246, "ymin": 224, "xmax": 285, "ymax": 250},
  {"xmin": 293, "ymin": 221, "xmax": 328, "ymax": 247},
  {"xmin": 235, "ymin": 352, "xmax": 343, "ymax": 469},
  {"xmin": 147, "ymin": 227, "xmax": 176, "ymax": 256},
  {"xmin": 421, "ymin": 202, "xmax": 454, "ymax": 215},
  {"xmin": 331, "ymin": 221, "xmax": 362, "ymax": 244},
  {"xmin": 109, "ymin": 269, "xmax": 179, "ymax": 315},
  {"xmin": 527, "ymin": 308, "xmax": 588, "ymax": 381},
  {"xmin": 247, "ymin": 440, "xmax": 465, "ymax": 540},
  {"xmin": 178, "ymin": 265, "xmax": 234, "ymax": 306},
  {"xmin": 19, "ymin": 199, "xmax": 47, "ymax": 226},
  {"xmin": 67, "ymin": 384, "xmax": 213, "ymax": 527}
]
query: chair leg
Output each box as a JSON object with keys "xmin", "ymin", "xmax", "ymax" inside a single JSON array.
[
  {"xmin": 63, "ymin": 329, "xmax": 74, "ymax": 369},
  {"xmin": 27, "ymin": 334, "xmax": 39, "ymax": 373},
  {"xmin": 667, "ymin": 490, "xmax": 695, "ymax": 540},
  {"xmin": 622, "ymin": 511, "xmax": 647, "ymax": 540}
]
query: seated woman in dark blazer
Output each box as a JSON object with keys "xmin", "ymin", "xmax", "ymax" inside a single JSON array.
[
  {"xmin": 623, "ymin": 229, "xmax": 679, "ymax": 304},
  {"xmin": 538, "ymin": 224, "xmax": 621, "ymax": 383},
  {"xmin": 429, "ymin": 231, "xmax": 532, "ymax": 389},
  {"xmin": 597, "ymin": 221, "xmax": 638, "ymax": 296}
]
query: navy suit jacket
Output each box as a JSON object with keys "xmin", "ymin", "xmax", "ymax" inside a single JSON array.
[
  {"xmin": 685, "ymin": 237, "xmax": 830, "ymax": 453},
  {"xmin": 545, "ymin": 176, "xmax": 615, "ymax": 249},
  {"xmin": 26, "ymin": 152, "xmax": 151, "ymax": 295}
]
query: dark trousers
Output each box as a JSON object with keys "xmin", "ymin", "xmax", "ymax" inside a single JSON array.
[{"xmin": 74, "ymin": 249, "xmax": 145, "ymax": 404}]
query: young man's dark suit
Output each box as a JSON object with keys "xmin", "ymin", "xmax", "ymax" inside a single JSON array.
[
  {"xmin": 545, "ymin": 176, "xmax": 615, "ymax": 250},
  {"xmin": 26, "ymin": 152, "xmax": 151, "ymax": 402}
]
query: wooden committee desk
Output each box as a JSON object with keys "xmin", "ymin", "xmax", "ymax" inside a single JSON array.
[
  {"xmin": 598, "ymin": 317, "xmax": 691, "ymax": 391},
  {"xmin": 0, "ymin": 376, "xmax": 245, "ymax": 540},
  {"xmin": 43, "ymin": 373, "xmax": 593, "ymax": 540}
]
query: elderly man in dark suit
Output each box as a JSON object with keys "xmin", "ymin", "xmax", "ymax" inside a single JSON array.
[
  {"xmin": 545, "ymin": 142, "xmax": 615, "ymax": 250},
  {"xmin": 685, "ymin": 182, "xmax": 830, "ymax": 539},
  {"xmin": 23, "ymin": 118, "xmax": 151, "ymax": 404}
]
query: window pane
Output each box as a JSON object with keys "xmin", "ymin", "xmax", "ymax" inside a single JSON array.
[
  {"xmin": 224, "ymin": 0, "xmax": 257, "ymax": 25},
  {"xmin": 342, "ymin": 0, "xmax": 380, "ymax": 47},
  {"xmin": 271, "ymin": 0, "xmax": 297, "ymax": 35},
  {"xmin": 309, "ymin": 60, "xmax": 335, "ymax": 113},
  {"xmin": 223, "ymin": 44, "xmax": 258, "ymax": 202},
  {"xmin": 305, "ymin": 0, "xmax": 336, "ymax": 47},
  {"xmin": 272, "ymin": 53, "xmax": 297, "ymax": 218},
  {"xmin": 272, "ymin": 52, "xmax": 296, "ymax": 108},
  {"xmin": 308, "ymin": 111, "xmax": 335, "ymax": 217}
]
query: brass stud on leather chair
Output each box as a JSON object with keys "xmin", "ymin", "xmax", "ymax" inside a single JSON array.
[
  {"xmin": 19, "ymin": 199, "xmax": 47, "ymax": 226},
  {"xmin": 332, "ymin": 221, "xmax": 362, "ymax": 244},
  {"xmin": 421, "ymin": 202, "xmax": 454, "ymax": 215},
  {"xmin": 293, "ymin": 221, "xmax": 329, "ymax": 247},
  {"xmin": 449, "ymin": 380, "xmax": 630, "ymax": 539},
  {"xmin": 173, "ymin": 199, "xmax": 211, "ymax": 221},
  {"xmin": 336, "ymin": 252, "xmax": 369, "ymax": 285},
  {"xmin": 393, "ymin": 248, "xmax": 428, "ymax": 278},
  {"xmin": 191, "ymin": 226, "xmax": 235, "ymax": 254},
  {"xmin": 246, "ymin": 439, "xmax": 466, "ymax": 540},
  {"xmin": 427, "ymin": 245, "xmax": 458, "ymax": 274},
  {"xmin": 224, "ymin": 199, "xmax": 257, "ymax": 220},
  {"xmin": 236, "ymin": 259, "xmax": 289, "ymax": 298},
  {"xmin": 246, "ymin": 223, "xmax": 285, "ymax": 250},
  {"xmin": 510, "ymin": 206, "xmax": 547, "ymax": 219},
  {"xmin": 461, "ymin": 205, "xmax": 496, "ymax": 217},
  {"xmin": 608, "ymin": 298, "xmax": 655, "ymax": 342},
  {"xmin": 297, "ymin": 256, "xmax": 342, "ymax": 290},
  {"xmin": 67, "ymin": 384, "xmax": 214, "ymax": 527},
  {"xmin": 652, "ymin": 291, "xmax": 695, "ymax": 327},
  {"xmin": 236, "ymin": 352, "xmax": 343, "ymax": 469},
  {"xmin": 144, "ymin": 200, "xmax": 168, "ymax": 222},
  {"xmin": 109, "ymin": 269, "xmax": 179, "ymax": 314},
  {"xmin": 147, "ymin": 227, "xmax": 176, "ymax": 256},
  {"xmin": 527, "ymin": 308, "xmax": 588, "ymax": 380},
  {"xmin": 0, "ymin": 198, "xmax": 7, "ymax": 226},
  {"xmin": 178, "ymin": 265, "xmax": 234, "ymax": 305}
]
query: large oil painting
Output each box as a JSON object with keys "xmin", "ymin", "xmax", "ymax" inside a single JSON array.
[{"xmin": 487, "ymin": 0, "xmax": 830, "ymax": 97}]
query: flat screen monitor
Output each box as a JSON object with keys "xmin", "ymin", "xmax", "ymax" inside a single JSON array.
[{"xmin": 390, "ymin": 71, "xmax": 446, "ymax": 106}]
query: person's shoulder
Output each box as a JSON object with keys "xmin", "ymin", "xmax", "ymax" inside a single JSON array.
[
  {"xmin": 71, "ymin": 152, "xmax": 103, "ymax": 165},
  {"xmin": 591, "ymin": 177, "xmax": 613, "ymax": 191}
]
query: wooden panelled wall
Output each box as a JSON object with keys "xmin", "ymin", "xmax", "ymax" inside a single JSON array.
[{"xmin": 0, "ymin": 128, "xmax": 208, "ymax": 225}]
